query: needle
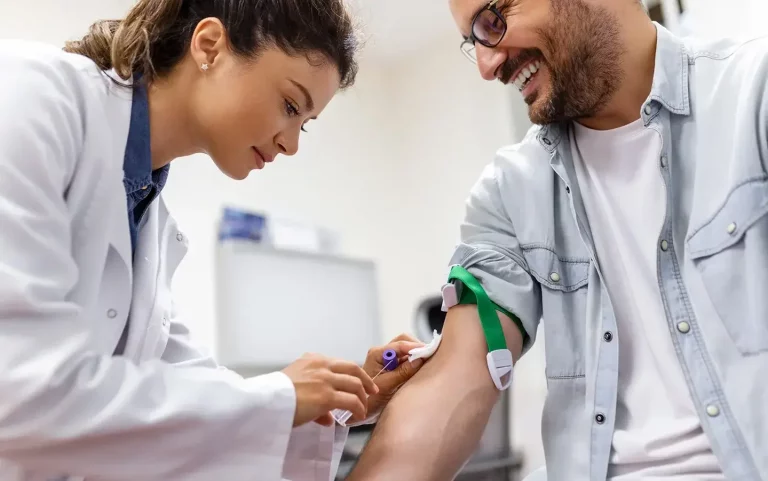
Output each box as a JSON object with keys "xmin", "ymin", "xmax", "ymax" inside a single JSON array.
[{"xmin": 370, "ymin": 365, "xmax": 387, "ymax": 382}]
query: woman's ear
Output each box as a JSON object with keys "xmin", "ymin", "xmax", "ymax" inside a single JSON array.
[{"xmin": 189, "ymin": 17, "xmax": 229, "ymax": 70}]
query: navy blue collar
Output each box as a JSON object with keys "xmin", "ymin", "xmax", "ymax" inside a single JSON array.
[{"xmin": 123, "ymin": 78, "xmax": 169, "ymax": 197}]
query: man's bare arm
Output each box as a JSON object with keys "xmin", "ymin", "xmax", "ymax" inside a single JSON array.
[{"xmin": 347, "ymin": 304, "xmax": 524, "ymax": 481}]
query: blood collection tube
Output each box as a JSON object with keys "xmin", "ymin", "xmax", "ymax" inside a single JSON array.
[{"xmin": 383, "ymin": 349, "xmax": 398, "ymax": 371}]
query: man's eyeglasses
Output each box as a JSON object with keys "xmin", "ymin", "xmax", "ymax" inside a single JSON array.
[{"xmin": 460, "ymin": 0, "xmax": 508, "ymax": 64}]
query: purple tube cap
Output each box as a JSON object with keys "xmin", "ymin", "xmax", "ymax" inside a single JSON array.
[{"xmin": 383, "ymin": 349, "xmax": 399, "ymax": 371}]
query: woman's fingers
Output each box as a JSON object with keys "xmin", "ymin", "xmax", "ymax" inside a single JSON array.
[
  {"xmin": 329, "ymin": 373, "xmax": 368, "ymax": 409},
  {"xmin": 332, "ymin": 391, "xmax": 367, "ymax": 420},
  {"xmin": 331, "ymin": 360, "xmax": 378, "ymax": 395},
  {"xmin": 314, "ymin": 412, "xmax": 335, "ymax": 427}
]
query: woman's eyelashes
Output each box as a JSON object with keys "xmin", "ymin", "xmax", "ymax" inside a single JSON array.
[
  {"xmin": 284, "ymin": 99, "xmax": 308, "ymax": 132},
  {"xmin": 284, "ymin": 99, "xmax": 300, "ymax": 117}
]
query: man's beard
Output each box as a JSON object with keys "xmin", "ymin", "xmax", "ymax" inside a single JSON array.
[{"xmin": 506, "ymin": 0, "xmax": 625, "ymax": 125}]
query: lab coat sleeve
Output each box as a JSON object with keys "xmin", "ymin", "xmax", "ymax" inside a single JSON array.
[
  {"xmin": 161, "ymin": 319, "xmax": 350, "ymax": 481},
  {"xmin": 0, "ymin": 53, "xmax": 296, "ymax": 480},
  {"xmin": 161, "ymin": 314, "xmax": 351, "ymax": 481},
  {"xmin": 281, "ymin": 423, "xmax": 349, "ymax": 481}
]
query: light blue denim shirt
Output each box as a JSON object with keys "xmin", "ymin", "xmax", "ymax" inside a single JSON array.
[{"xmin": 450, "ymin": 23, "xmax": 768, "ymax": 481}]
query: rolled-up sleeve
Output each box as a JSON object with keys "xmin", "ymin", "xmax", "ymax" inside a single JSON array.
[{"xmin": 449, "ymin": 162, "xmax": 542, "ymax": 354}]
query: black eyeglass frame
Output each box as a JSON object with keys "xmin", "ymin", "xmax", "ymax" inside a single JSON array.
[{"xmin": 459, "ymin": 0, "xmax": 508, "ymax": 62}]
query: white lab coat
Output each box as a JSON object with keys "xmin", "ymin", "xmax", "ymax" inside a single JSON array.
[{"xmin": 0, "ymin": 40, "xmax": 348, "ymax": 481}]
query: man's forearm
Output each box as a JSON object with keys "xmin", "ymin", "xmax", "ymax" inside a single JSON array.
[{"xmin": 347, "ymin": 305, "xmax": 523, "ymax": 481}]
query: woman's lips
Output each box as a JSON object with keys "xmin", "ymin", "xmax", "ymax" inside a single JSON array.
[{"xmin": 252, "ymin": 147, "xmax": 266, "ymax": 169}]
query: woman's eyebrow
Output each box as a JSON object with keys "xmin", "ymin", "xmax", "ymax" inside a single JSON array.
[{"xmin": 289, "ymin": 79, "xmax": 315, "ymax": 111}]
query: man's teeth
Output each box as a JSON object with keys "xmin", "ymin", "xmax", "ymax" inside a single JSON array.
[{"xmin": 514, "ymin": 60, "xmax": 542, "ymax": 91}]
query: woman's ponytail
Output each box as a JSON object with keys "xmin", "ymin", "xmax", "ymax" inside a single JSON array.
[{"xmin": 63, "ymin": 0, "xmax": 183, "ymax": 81}]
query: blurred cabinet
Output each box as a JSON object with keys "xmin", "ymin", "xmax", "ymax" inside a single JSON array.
[{"xmin": 215, "ymin": 240, "xmax": 381, "ymax": 372}]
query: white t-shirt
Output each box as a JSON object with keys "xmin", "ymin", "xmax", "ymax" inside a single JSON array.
[{"xmin": 570, "ymin": 119, "xmax": 724, "ymax": 480}]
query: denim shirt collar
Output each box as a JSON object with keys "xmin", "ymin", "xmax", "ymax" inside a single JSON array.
[
  {"xmin": 646, "ymin": 22, "xmax": 691, "ymax": 118},
  {"xmin": 537, "ymin": 22, "xmax": 691, "ymax": 151},
  {"xmin": 123, "ymin": 77, "xmax": 169, "ymax": 197}
]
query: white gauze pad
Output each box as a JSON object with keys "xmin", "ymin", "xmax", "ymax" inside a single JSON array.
[{"xmin": 408, "ymin": 329, "xmax": 443, "ymax": 362}]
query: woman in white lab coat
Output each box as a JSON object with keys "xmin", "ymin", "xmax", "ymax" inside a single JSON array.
[{"xmin": 0, "ymin": 1, "xmax": 425, "ymax": 480}]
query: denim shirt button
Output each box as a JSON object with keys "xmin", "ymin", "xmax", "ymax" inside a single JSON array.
[
  {"xmin": 660, "ymin": 156, "xmax": 667, "ymax": 168},
  {"xmin": 107, "ymin": 309, "xmax": 117, "ymax": 319},
  {"xmin": 644, "ymin": 105, "xmax": 653, "ymax": 116},
  {"xmin": 660, "ymin": 240, "xmax": 669, "ymax": 251},
  {"xmin": 706, "ymin": 405, "xmax": 720, "ymax": 417},
  {"xmin": 677, "ymin": 321, "xmax": 691, "ymax": 334},
  {"xmin": 550, "ymin": 272, "xmax": 561, "ymax": 283},
  {"xmin": 727, "ymin": 222, "xmax": 737, "ymax": 234},
  {"xmin": 603, "ymin": 331, "xmax": 613, "ymax": 342}
]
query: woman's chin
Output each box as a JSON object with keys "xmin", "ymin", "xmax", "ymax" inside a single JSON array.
[
  {"xmin": 229, "ymin": 168, "xmax": 251, "ymax": 181},
  {"xmin": 212, "ymin": 158, "xmax": 252, "ymax": 181}
]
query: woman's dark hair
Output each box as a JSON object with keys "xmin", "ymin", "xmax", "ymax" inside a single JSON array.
[{"xmin": 63, "ymin": 0, "xmax": 361, "ymax": 89}]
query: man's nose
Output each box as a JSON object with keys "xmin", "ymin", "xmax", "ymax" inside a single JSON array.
[{"xmin": 476, "ymin": 44, "xmax": 507, "ymax": 81}]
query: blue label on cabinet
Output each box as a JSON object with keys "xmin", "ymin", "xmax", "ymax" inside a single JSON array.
[{"xmin": 218, "ymin": 207, "xmax": 268, "ymax": 242}]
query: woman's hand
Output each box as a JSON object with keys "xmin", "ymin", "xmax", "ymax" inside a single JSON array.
[
  {"xmin": 282, "ymin": 353, "xmax": 378, "ymax": 427},
  {"xmin": 352, "ymin": 333, "xmax": 426, "ymax": 422}
]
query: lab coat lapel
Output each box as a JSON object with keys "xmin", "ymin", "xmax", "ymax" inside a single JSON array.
[
  {"xmin": 101, "ymin": 72, "xmax": 135, "ymax": 280},
  {"xmin": 122, "ymin": 201, "xmax": 161, "ymax": 360}
]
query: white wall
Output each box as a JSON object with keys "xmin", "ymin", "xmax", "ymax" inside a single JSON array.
[
  {"xmin": 0, "ymin": 0, "xmax": 134, "ymax": 42},
  {"xmin": 678, "ymin": 0, "xmax": 768, "ymax": 38}
]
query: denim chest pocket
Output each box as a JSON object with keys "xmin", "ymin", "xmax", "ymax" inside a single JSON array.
[
  {"xmin": 687, "ymin": 177, "xmax": 768, "ymax": 355},
  {"xmin": 522, "ymin": 246, "xmax": 590, "ymax": 378}
]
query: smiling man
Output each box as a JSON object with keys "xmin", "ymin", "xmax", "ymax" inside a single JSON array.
[{"xmin": 347, "ymin": 1, "xmax": 768, "ymax": 480}]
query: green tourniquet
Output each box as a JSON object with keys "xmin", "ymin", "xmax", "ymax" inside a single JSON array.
[
  {"xmin": 451, "ymin": 267, "xmax": 529, "ymax": 347},
  {"xmin": 448, "ymin": 266, "xmax": 508, "ymax": 353}
]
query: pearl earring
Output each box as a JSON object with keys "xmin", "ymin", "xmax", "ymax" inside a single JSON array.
[{"xmin": 201, "ymin": 63, "xmax": 209, "ymax": 71}]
